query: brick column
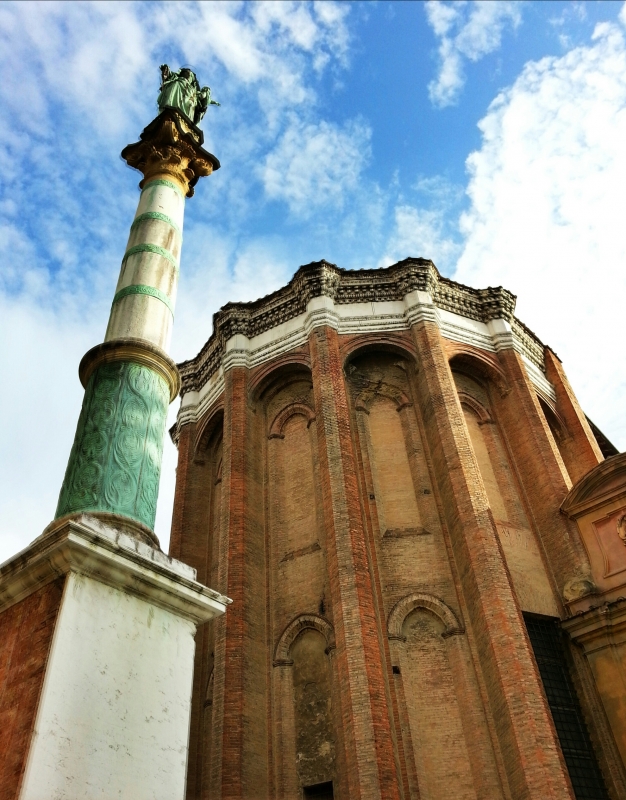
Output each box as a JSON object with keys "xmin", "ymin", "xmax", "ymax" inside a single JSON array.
[
  {"xmin": 170, "ymin": 422, "xmax": 202, "ymax": 565},
  {"xmin": 208, "ymin": 366, "xmax": 268, "ymax": 800},
  {"xmin": 409, "ymin": 317, "xmax": 573, "ymax": 800},
  {"xmin": 169, "ymin": 421, "xmax": 214, "ymax": 800},
  {"xmin": 494, "ymin": 347, "xmax": 593, "ymax": 594},
  {"xmin": 544, "ymin": 347, "xmax": 603, "ymax": 482},
  {"xmin": 210, "ymin": 366, "xmax": 248, "ymax": 800},
  {"xmin": 309, "ymin": 325, "xmax": 403, "ymax": 800}
]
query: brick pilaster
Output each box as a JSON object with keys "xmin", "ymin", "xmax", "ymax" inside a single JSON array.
[
  {"xmin": 169, "ymin": 422, "xmax": 194, "ymax": 563},
  {"xmin": 410, "ymin": 319, "xmax": 573, "ymax": 800},
  {"xmin": 208, "ymin": 366, "xmax": 268, "ymax": 800},
  {"xmin": 210, "ymin": 366, "xmax": 248, "ymax": 800},
  {"xmin": 543, "ymin": 347, "xmax": 603, "ymax": 482},
  {"xmin": 494, "ymin": 347, "xmax": 592, "ymax": 593},
  {"xmin": 169, "ymin": 421, "xmax": 214, "ymax": 800},
  {"xmin": 309, "ymin": 325, "xmax": 403, "ymax": 800}
]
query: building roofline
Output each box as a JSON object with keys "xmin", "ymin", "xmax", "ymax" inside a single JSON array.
[{"xmin": 177, "ymin": 258, "xmax": 547, "ymax": 394}]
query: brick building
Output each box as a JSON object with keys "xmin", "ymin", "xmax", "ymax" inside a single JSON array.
[{"xmin": 170, "ymin": 257, "xmax": 626, "ymax": 800}]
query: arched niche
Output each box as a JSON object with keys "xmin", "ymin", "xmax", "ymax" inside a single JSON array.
[
  {"xmin": 274, "ymin": 613, "xmax": 335, "ymax": 667},
  {"xmin": 346, "ymin": 349, "xmax": 427, "ymax": 540},
  {"xmin": 387, "ymin": 592, "xmax": 464, "ymax": 640},
  {"xmin": 268, "ymin": 402, "xmax": 316, "ymax": 440},
  {"xmin": 389, "ymin": 593, "xmax": 476, "ymax": 800},
  {"xmin": 272, "ymin": 615, "xmax": 338, "ymax": 796},
  {"xmin": 452, "ymin": 368, "xmax": 560, "ymax": 617},
  {"xmin": 448, "ymin": 348, "xmax": 510, "ymax": 399},
  {"xmin": 193, "ymin": 406, "xmax": 224, "ymax": 464},
  {"xmin": 538, "ymin": 396, "xmax": 569, "ymax": 443},
  {"xmin": 249, "ymin": 358, "xmax": 312, "ymax": 403},
  {"xmin": 340, "ymin": 334, "xmax": 419, "ymax": 369},
  {"xmin": 264, "ymin": 364, "xmax": 328, "ymax": 727},
  {"xmin": 457, "ymin": 391, "xmax": 493, "ymax": 426}
]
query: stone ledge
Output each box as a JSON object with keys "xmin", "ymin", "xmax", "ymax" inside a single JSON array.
[
  {"xmin": 0, "ymin": 514, "xmax": 230, "ymax": 622},
  {"xmin": 563, "ymin": 597, "xmax": 626, "ymax": 651}
]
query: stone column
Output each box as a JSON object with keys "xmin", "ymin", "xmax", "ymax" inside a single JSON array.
[
  {"xmin": 404, "ymin": 287, "xmax": 573, "ymax": 800},
  {"xmin": 0, "ymin": 108, "xmax": 228, "ymax": 800},
  {"xmin": 55, "ymin": 109, "xmax": 219, "ymax": 540}
]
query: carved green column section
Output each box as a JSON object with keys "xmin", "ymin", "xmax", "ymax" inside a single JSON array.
[{"xmin": 56, "ymin": 361, "xmax": 169, "ymax": 529}]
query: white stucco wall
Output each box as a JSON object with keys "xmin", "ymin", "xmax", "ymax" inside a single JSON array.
[{"xmin": 19, "ymin": 571, "xmax": 197, "ymax": 800}]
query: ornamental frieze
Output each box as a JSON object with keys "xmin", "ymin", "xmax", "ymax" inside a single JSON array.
[{"xmin": 178, "ymin": 258, "xmax": 547, "ymax": 394}]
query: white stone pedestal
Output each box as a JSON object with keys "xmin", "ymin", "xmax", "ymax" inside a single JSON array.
[{"xmin": 0, "ymin": 515, "xmax": 228, "ymax": 800}]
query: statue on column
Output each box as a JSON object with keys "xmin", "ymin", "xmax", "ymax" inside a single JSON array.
[{"xmin": 158, "ymin": 64, "xmax": 220, "ymax": 125}]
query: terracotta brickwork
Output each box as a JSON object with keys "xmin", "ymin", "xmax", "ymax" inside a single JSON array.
[
  {"xmin": 172, "ymin": 261, "xmax": 624, "ymax": 799},
  {"xmin": 0, "ymin": 577, "xmax": 65, "ymax": 800}
]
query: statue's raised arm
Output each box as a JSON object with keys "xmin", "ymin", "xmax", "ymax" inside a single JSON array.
[
  {"xmin": 157, "ymin": 64, "xmax": 219, "ymax": 127},
  {"xmin": 159, "ymin": 64, "xmax": 171, "ymax": 84}
]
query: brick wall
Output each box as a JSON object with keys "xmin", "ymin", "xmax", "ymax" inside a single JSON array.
[
  {"xmin": 172, "ymin": 317, "xmax": 617, "ymax": 799},
  {"xmin": 0, "ymin": 577, "xmax": 65, "ymax": 800}
]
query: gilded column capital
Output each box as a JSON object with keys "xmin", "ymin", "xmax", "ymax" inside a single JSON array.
[
  {"xmin": 79, "ymin": 338, "xmax": 181, "ymax": 401},
  {"xmin": 121, "ymin": 108, "xmax": 220, "ymax": 198}
]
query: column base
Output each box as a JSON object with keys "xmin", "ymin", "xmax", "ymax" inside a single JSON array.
[{"xmin": 45, "ymin": 510, "xmax": 160, "ymax": 548}]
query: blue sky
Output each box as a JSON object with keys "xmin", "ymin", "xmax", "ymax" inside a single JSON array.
[{"xmin": 1, "ymin": 0, "xmax": 625, "ymax": 560}]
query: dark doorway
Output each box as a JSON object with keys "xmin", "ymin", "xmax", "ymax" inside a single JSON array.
[
  {"xmin": 524, "ymin": 613, "xmax": 609, "ymax": 799},
  {"xmin": 303, "ymin": 781, "xmax": 334, "ymax": 799}
]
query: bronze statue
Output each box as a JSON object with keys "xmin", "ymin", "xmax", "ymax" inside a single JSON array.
[{"xmin": 158, "ymin": 65, "xmax": 219, "ymax": 125}]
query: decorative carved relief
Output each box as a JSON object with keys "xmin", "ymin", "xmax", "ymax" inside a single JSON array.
[
  {"xmin": 345, "ymin": 363, "xmax": 412, "ymax": 413},
  {"xmin": 563, "ymin": 576, "xmax": 598, "ymax": 602},
  {"xmin": 591, "ymin": 508, "xmax": 626, "ymax": 578},
  {"xmin": 617, "ymin": 514, "xmax": 626, "ymax": 546},
  {"xmin": 56, "ymin": 360, "xmax": 169, "ymax": 530}
]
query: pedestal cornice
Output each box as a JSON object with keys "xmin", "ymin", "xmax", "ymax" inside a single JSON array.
[{"xmin": 0, "ymin": 515, "xmax": 230, "ymax": 622}]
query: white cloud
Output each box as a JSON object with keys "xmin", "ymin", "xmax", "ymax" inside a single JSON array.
[
  {"xmin": 0, "ymin": 0, "xmax": 354, "ymax": 563},
  {"xmin": 0, "ymin": 292, "xmax": 99, "ymax": 563},
  {"xmin": 379, "ymin": 176, "xmax": 464, "ymax": 272},
  {"xmin": 378, "ymin": 204, "xmax": 461, "ymax": 271},
  {"xmin": 0, "ymin": 1, "xmax": 352, "ymax": 139},
  {"xmin": 426, "ymin": 0, "xmax": 522, "ymax": 107},
  {"xmin": 261, "ymin": 116, "xmax": 371, "ymax": 215},
  {"xmin": 455, "ymin": 19, "xmax": 626, "ymax": 448}
]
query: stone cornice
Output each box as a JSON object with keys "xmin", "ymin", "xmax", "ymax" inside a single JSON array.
[
  {"xmin": 562, "ymin": 596, "xmax": 626, "ymax": 648},
  {"xmin": 178, "ymin": 259, "xmax": 547, "ymax": 396},
  {"xmin": 561, "ymin": 452, "xmax": 626, "ymax": 518}
]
